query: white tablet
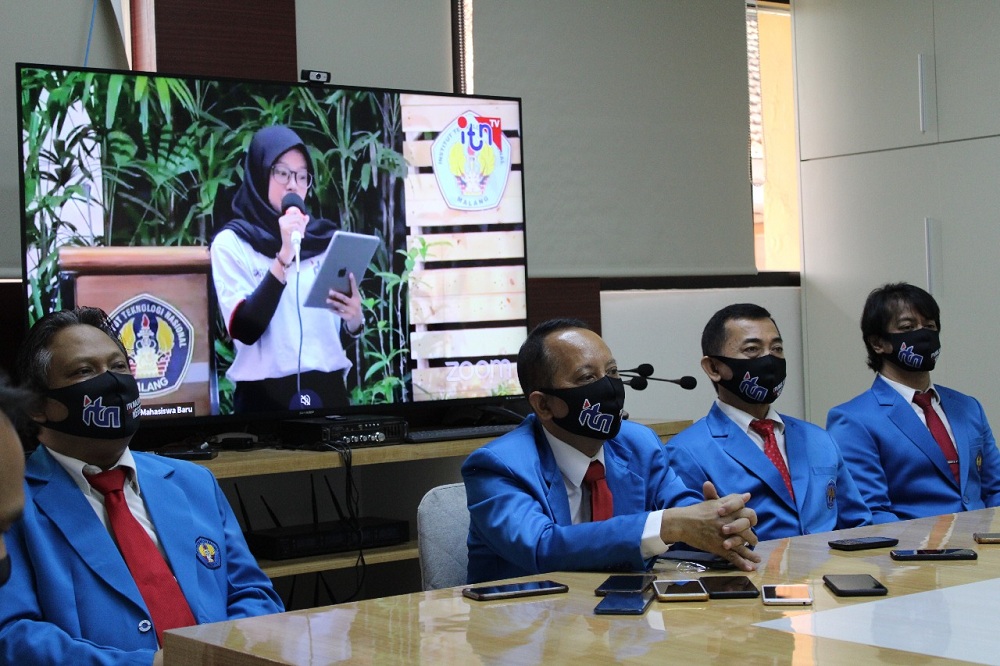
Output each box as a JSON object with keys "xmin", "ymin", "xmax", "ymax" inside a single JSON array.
[{"xmin": 304, "ymin": 231, "xmax": 380, "ymax": 308}]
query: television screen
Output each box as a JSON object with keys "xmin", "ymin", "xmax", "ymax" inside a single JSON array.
[{"xmin": 17, "ymin": 63, "xmax": 527, "ymax": 430}]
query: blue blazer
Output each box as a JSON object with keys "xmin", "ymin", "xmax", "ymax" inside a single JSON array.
[
  {"xmin": 0, "ymin": 447, "xmax": 283, "ymax": 666},
  {"xmin": 462, "ymin": 415, "xmax": 701, "ymax": 584},
  {"xmin": 666, "ymin": 403, "xmax": 871, "ymax": 541},
  {"xmin": 827, "ymin": 378, "xmax": 1000, "ymax": 522}
]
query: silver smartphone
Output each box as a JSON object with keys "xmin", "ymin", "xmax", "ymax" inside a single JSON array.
[
  {"xmin": 653, "ymin": 579, "xmax": 709, "ymax": 602},
  {"xmin": 889, "ymin": 548, "xmax": 977, "ymax": 561},
  {"xmin": 761, "ymin": 583, "xmax": 813, "ymax": 606}
]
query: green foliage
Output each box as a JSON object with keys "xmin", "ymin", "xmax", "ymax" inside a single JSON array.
[{"xmin": 20, "ymin": 68, "xmax": 410, "ymax": 410}]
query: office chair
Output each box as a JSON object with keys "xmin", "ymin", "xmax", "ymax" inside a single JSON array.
[{"xmin": 416, "ymin": 483, "xmax": 470, "ymax": 590}]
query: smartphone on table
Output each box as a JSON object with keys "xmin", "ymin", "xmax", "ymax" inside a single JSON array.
[
  {"xmin": 652, "ymin": 579, "xmax": 709, "ymax": 602},
  {"xmin": 462, "ymin": 580, "xmax": 569, "ymax": 601},
  {"xmin": 699, "ymin": 575, "xmax": 760, "ymax": 599},
  {"xmin": 761, "ymin": 584, "xmax": 813, "ymax": 606},
  {"xmin": 828, "ymin": 536, "xmax": 899, "ymax": 551},
  {"xmin": 658, "ymin": 549, "xmax": 737, "ymax": 570},
  {"xmin": 593, "ymin": 588, "xmax": 656, "ymax": 615},
  {"xmin": 594, "ymin": 574, "xmax": 656, "ymax": 596},
  {"xmin": 973, "ymin": 532, "xmax": 1000, "ymax": 544},
  {"xmin": 822, "ymin": 574, "xmax": 888, "ymax": 597},
  {"xmin": 889, "ymin": 548, "xmax": 977, "ymax": 561}
]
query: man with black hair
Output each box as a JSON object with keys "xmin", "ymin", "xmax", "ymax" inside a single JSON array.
[
  {"xmin": 827, "ymin": 283, "xmax": 1000, "ymax": 521},
  {"xmin": 462, "ymin": 318, "xmax": 761, "ymax": 584},
  {"xmin": 0, "ymin": 307, "xmax": 283, "ymax": 666},
  {"xmin": 667, "ymin": 304, "xmax": 870, "ymax": 540}
]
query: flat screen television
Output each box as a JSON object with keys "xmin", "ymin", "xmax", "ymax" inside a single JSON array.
[{"xmin": 16, "ymin": 62, "xmax": 528, "ymax": 440}]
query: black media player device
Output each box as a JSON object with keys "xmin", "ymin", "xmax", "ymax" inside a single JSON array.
[{"xmin": 282, "ymin": 415, "xmax": 407, "ymax": 448}]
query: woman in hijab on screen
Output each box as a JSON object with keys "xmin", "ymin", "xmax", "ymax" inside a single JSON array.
[{"xmin": 211, "ymin": 125, "xmax": 363, "ymax": 414}]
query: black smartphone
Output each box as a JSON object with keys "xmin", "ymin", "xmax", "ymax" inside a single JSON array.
[
  {"xmin": 889, "ymin": 548, "xmax": 978, "ymax": 561},
  {"xmin": 652, "ymin": 579, "xmax": 709, "ymax": 602},
  {"xmin": 594, "ymin": 574, "xmax": 656, "ymax": 596},
  {"xmin": 973, "ymin": 532, "xmax": 1000, "ymax": 544},
  {"xmin": 828, "ymin": 536, "xmax": 899, "ymax": 551},
  {"xmin": 462, "ymin": 580, "xmax": 569, "ymax": 601},
  {"xmin": 822, "ymin": 574, "xmax": 888, "ymax": 597},
  {"xmin": 699, "ymin": 575, "xmax": 760, "ymax": 599},
  {"xmin": 593, "ymin": 588, "xmax": 656, "ymax": 615}
]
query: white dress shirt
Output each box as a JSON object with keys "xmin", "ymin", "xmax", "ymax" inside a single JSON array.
[
  {"xmin": 714, "ymin": 398, "xmax": 790, "ymax": 467},
  {"xmin": 878, "ymin": 374, "xmax": 958, "ymax": 451},
  {"xmin": 46, "ymin": 446, "xmax": 166, "ymax": 556},
  {"xmin": 541, "ymin": 427, "xmax": 669, "ymax": 559}
]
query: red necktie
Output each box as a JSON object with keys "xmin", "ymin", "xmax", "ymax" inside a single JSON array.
[
  {"xmin": 749, "ymin": 419, "xmax": 795, "ymax": 501},
  {"xmin": 913, "ymin": 391, "xmax": 960, "ymax": 484},
  {"xmin": 87, "ymin": 468, "xmax": 196, "ymax": 645},
  {"xmin": 584, "ymin": 460, "xmax": 614, "ymax": 521}
]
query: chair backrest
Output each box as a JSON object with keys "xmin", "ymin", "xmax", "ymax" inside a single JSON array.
[{"xmin": 416, "ymin": 482, "xmax": 470, "ymax": 590}]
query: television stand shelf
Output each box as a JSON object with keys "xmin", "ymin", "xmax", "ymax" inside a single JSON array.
[
  {"xmin": 196, "ymin": 419, "xmax": 691, "ymax": 580},
  {"xmin": 256, "ymin": 540, "xmax": 421, "ymax": 578},
  {"xmin": 197, "ymin": 419, "xmax": 689, "ymax": 479}
]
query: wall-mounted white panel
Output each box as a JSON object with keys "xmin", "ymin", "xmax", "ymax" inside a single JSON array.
[
  {"xmin": 794, "ymin": 0, "xmax": 936, "ymax": 160},
  {"xmin": 934, "ymin": 0, "xmax": 1000, "ymax": 142},
  {"xmin": 799, "ymin": 146, "xmax": 939, "ymax": 423}
]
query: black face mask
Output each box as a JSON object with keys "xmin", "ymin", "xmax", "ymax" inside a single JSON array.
[
  {"xmin": 541, "ymin": 376, "xmax": 626, "ymax": 440},
  {"xmin": 881, "ymin": 328, "xmax": 940, "ymax": 372},
  {"xmin": 710, "ymin": 354, "xmax": 786, "ymax": 405},
  {"xmin": 44, "ymin": 371, "xmax": 142, "ymax": 439},
  {"xmin": 0, "ymin": 553, "xmax": 10, "ymax": 587}
]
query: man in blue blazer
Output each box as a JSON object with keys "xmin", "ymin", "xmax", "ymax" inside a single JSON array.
[
  {"xmin": 827, "ymin": 283, "xmax": 1000, "ymax": 521},
  {"xmin": 462, "ymin": 318, "xmax": 761, "ymax": 584},
  {"xmin": 0, "ymin": 308, "xmax": 283, "ymax": 666},
  {"xmin": 0, "ymin": 374, "xmax": 32, "ymax": 589},
  {"xmin": 667, "ymin": 304, "xmax": 871, "ymax": 541}
]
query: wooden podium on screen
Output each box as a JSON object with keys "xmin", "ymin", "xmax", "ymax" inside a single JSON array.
[{"xmin": 58, "ymin": 246, "xmax": 215, "ymax": 418}]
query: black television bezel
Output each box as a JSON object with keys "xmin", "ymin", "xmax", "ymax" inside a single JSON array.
[{"xmin": 15, "ymin": 61, "xmax": 530, "ymax": 445}]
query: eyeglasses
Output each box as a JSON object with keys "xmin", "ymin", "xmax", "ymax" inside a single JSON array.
[{"xmin": 270, "ymin": 165, "xmax": 312, "ymax": 188}]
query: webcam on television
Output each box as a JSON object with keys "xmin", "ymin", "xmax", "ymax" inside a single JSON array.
[{"xmin": 300, "ymin": 69, "xmax": 331, "ymax": 84}]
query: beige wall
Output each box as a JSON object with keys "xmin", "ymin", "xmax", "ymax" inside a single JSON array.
[
  {"xmin": 472, "ymin": 0, "xmax": 755, "ymax": 278},
  {"xmin": 295, "ymin": 0, "xmax": 453, "ymax": 92}
]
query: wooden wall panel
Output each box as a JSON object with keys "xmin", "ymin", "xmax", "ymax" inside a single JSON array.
[
  {"xmin": 152, "ymin": 0, "xmax": 297, "ymax": 81},
  {"xmin": 526, "ymin": 278, "xmax": 601, "ymax": 335}
]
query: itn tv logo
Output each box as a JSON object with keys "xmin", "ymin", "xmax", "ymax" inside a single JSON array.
[
  {"xmin": 431, "ymin": 110, "xmax": 512, "ymax": 211},
  {"xmin": 458, "ymin": 115, "xmax": 504, "ymax": 154}
]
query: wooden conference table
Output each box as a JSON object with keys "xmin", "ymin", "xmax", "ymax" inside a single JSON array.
[{"xmin": 165, "ymin": 508, "xmax": 1000, "ymax": 664}]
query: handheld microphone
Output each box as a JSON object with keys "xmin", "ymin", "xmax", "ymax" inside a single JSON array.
[
  {"xmin": 281, "ymin": 193, "xmax": 307, "ymax": 272},
  {"xmin": 290, "ymin": 230, "xmax": 302, "ymax": 272},
  {"xmin": 620, "ymin": 363, "xmax": 698, "ymax": 391}
]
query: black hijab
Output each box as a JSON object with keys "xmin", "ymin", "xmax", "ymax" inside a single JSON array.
[{"xmin": 220, "ymin": 126, "xmax": 338, "ymax": 260}]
